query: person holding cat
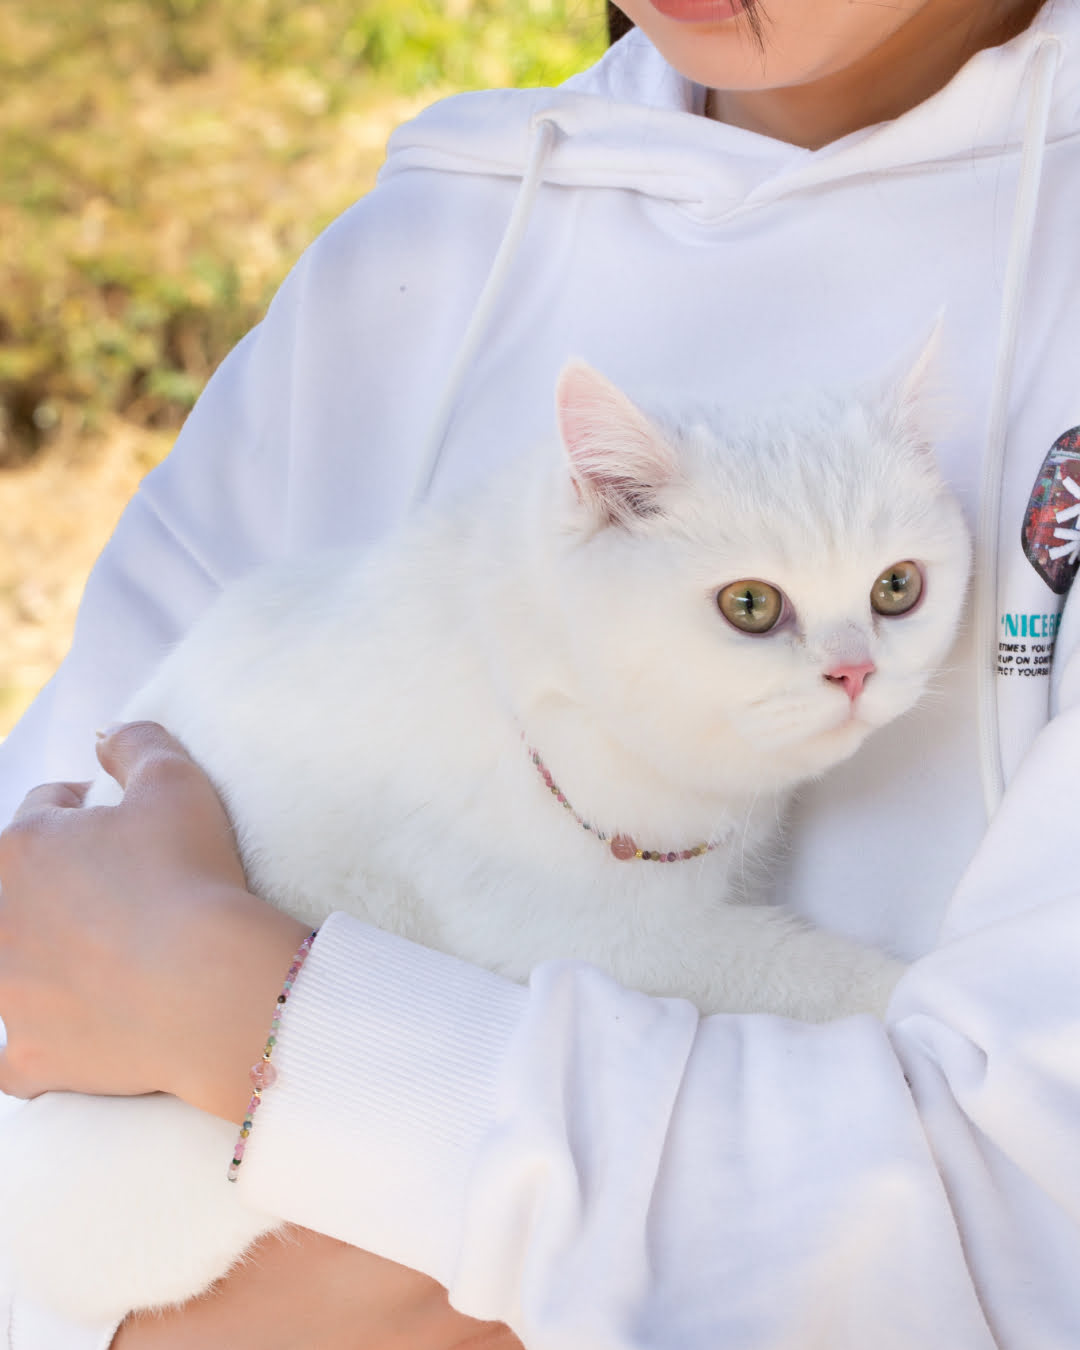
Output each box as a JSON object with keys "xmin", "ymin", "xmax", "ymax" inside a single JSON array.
[{"xmin": 1, "ymin": 0, "xmax": 1079, "ymax": 1347}]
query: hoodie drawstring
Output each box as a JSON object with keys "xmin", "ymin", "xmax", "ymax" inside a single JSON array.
[
  {"xmin": 413, "ymin": 117, "xmax": 559, "ymax": 503},
  {"xmin": 975, "ymin": 34, "xmax": 1062, "ymax": 821}
]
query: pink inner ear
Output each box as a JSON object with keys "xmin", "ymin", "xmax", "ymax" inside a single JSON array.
[
  {"xmin": 555, "ymin": 361, "xmax": 676, "ymax": 524},
  {"xmin": 556, "ymin": 363, "xmax": 611, "ymax": 464}
]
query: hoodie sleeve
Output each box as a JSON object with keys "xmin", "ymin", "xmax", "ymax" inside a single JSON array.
[
  {"xmin": 0, "ymin": 310, "xmax": 290, "ymax": 827},
  {"xmin": 233, "ymin": 796, "xmax": 1080, "ymax": 1350}
]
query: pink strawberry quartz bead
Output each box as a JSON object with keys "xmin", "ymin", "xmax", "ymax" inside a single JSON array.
[{"xmin": 250, "ymin": 1060, "xmax": 279, "ymax": 1090}]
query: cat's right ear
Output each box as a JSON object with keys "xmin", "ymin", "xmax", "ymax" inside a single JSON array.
[
  {"xmin": 555, "ymin": 362, "xmax": 677, "ymax": 529},
  {"xmin": 890, "ymin": 313, "xmax": 948, "ymax": 455},
  {"xmin": 898, "ymin": 313, "xmax": 942, "ymax": 410}
]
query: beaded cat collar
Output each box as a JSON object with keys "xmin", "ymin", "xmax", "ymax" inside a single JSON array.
[{"xmin": 524, "ymin": 739, "xmax": 718, "ymax": 863}]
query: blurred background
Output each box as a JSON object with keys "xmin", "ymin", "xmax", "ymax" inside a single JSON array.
[{"xmin": 0, "ymin": 0, "xmax": 606, "ymax": 735}]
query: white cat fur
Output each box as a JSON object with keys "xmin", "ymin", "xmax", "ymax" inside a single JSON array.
[{"xmin": 0, "ymin": 356, "xmax": 971, "ymax": 1323}]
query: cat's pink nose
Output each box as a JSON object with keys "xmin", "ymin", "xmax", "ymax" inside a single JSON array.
[{"xmin": 824, "ymin": 661, "xmax": 875, "ymax": 701}]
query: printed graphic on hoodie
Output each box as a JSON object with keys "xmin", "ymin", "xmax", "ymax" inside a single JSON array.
[
  {"xmin": 1022, "ymin": 426, "xmax": 1080, "ymax": 594},
  {"xmin": 998, "ymin": 428, "xmax": 1080, "ymax": 680}
]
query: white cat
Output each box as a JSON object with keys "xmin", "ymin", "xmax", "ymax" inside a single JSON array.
[{"xmin": 0, "ymin": 352, "xmax": 970, "ymax": 1325}]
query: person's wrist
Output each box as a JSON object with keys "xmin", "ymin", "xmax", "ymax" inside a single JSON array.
[{"xmin": 161, "ymin": 887, "xmax": 311, "ymax": 1124}]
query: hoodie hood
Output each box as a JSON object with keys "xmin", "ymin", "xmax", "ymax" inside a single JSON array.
[{"xmin": 380, "ymin": 2, "xmax": 1080, "ymax": 217}]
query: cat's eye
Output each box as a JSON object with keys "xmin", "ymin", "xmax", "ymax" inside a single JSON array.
[
  {"xmin": 716, "ymin": 580, "xmax": 785, "ymax": 634},
  {"xmin": 871, "ymin": 561, "xmax": 923, "ymax": 616}
]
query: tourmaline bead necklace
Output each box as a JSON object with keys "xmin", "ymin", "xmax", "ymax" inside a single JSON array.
[{"xmin": 524, "ymin": 739, "xmax": 718, "ymax": 863}]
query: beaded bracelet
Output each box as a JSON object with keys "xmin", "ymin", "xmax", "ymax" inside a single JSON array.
[{"xmin": 227, "ymin": 929, "xmax": 317, "ymax": 1183}]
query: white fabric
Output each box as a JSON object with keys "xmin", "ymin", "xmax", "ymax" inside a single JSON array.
[{"xmin": 3, "ymin": 6, "xmax": 1080, "ymax": 1344}]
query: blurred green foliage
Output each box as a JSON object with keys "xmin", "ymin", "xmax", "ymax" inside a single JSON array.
[{"xmin": 0, "ymin": 0, "xmax": 604, "ymax": 464}]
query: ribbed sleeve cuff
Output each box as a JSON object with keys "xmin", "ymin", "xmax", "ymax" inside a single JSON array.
[{"xmin": 235, "ymin": 912, "xmax": 527, "ymax": 1288}]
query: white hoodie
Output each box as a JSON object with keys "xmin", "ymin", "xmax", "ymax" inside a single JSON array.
[{"xmin": 2, "ymin": 6, "xmax": 1080, "ymax": 1346}]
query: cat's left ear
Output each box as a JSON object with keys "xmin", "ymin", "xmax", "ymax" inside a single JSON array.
[{"xmin": 555, "ymin": 361, "xmax": 678, "ymax": 529}]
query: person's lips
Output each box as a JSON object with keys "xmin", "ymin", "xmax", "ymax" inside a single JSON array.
[{"xmin": 646, "ymin": 0, "xmax": 744, "ymax": 23}]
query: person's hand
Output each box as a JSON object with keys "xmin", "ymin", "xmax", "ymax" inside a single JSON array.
[
  {"xmin": 110, "ymin": 1225, "xmax": 523, "ymax": 1350},
  {"xmin": 0, "ymin": 722, "xmax": 309, "ymax": 1122},
  {"xmin": 0, "ymin": 730, "xmax": 525, "ymax": 1350}
]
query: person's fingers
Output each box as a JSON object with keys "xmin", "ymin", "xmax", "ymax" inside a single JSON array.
[
  {"xmin": 9, "ymin": 780, "xmax": 92, "ymax": 822},
  {"xmin": 96, "ymin": 721, "xmax": 194, "ymax": 795}
]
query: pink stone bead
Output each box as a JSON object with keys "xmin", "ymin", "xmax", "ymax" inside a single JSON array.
[
  {"xmin": 250, "ymin": 1060, "xmax": 278, "ymax": 1090},
  {"xmin": 610, "ymin": 834, "xmax": 637, "ymax": 861}
]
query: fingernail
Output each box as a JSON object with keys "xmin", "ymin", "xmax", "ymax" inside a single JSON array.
[{"xmin": 95, "ymin": 722, "xmax": 126, "ymax": 741}]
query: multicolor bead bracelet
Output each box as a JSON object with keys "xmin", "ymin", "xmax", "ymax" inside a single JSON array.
[
  {"xmin": 524, "ymin": 739, "xmax": 718, "ymax": 863},
  {"xmin": 227, "ymin": 929, "xmax": 317, "ymax": 1182}
]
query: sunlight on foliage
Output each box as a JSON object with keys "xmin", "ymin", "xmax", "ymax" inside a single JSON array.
[{"xmin": 0, "ymin": 0, "xmax": 605, "ymax": 464}]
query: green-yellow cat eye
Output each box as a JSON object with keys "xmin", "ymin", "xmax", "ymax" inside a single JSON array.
[
  {"xmin": 717, "ymin": 580, "xmax": 785, "ymax": 634},
  {"xmin": 871, "ymin": 560, "xmax": 923, "ymax": 616}
]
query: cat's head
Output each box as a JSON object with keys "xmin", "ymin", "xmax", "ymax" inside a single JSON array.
[{"xmin": 544, "ymin": 345, "xmax": 971, "ymax": 797}]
